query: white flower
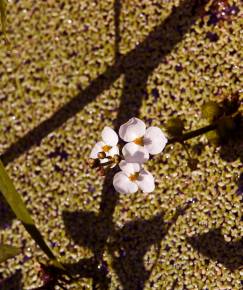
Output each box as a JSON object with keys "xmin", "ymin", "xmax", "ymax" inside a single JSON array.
[
  {"xmin": 113, "ymin": 160, "xmax": 155, "ymax": 194},
  {"xmin": 90, "ymin": 126, "xmax": 119, "ymax": 161},
  {"xmin": 119, "ymin": 117, "xmax": 167, "ymax": 163}
]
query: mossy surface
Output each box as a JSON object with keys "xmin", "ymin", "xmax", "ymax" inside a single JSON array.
[{"xmin": 0, "ymin": 0, "xmax": 242, "ymax": 289}]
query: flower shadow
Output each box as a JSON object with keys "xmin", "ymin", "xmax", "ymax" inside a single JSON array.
[
  {"xmin": 108, "ymin": 212, "xmax": 167, "ymax": 290},
  {"xmin": 62, "ymin": 203, "xmax": 191, "ymax": 289},
  {"xmin": 187, "ymin": 228, "xmax": 243, "ymax": 271},
  {"xmin": 62, "ymin": 211, "xmax": 109, "ymax": 256}
]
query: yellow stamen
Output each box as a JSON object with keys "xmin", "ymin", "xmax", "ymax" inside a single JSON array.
[
  {"xmin": 129, "ymin": 172, "xmax": 139, "ymax": 182},
  {"xmin": 134, "ymin": 137, "xmax": 144, "ymax": 146},
  {"xmin": 102, "ymin": 145, "xmax": 112, "ymax": 152}
]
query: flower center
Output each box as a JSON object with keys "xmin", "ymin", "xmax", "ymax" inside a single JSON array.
[
  {"xmin": 129, "ymin": 172, "xmax": 139, "ymax": 182},
  {"xmin": 134, "ymin": 137, "xmax": 144, "ymax": 146},
  {"xmin": 102, "ymin": 145, "xmax": 112, "ymax": 152}
]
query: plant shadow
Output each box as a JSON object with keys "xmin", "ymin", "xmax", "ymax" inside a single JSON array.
[
  {"xmin": 219, "ymin": 115, "xmax": 243, "ymax": 164},
  {"xmin": 63, "ymin": 203, "xmax": 191, "ymax": 290},
  {"xmin": 0, "ymin": 0, "xmax": 209, "ymax": 245},
  {"xmin": 0, "ymin": 193, "xmax": 15, "ymax": 229},
  {"xmin": 0, "ymin": 270, "xmax": 22, "ymax": 290},
  {"xmin": 1, "ymin": 0, "xmax": 208, "ymax": 166},
  {"xmin": 187, "ymin": 228, "xmax": 243, "ymax": 271},
  {"xmin": 219, "ymin": 113, "xmax": 243, "ymax": 198},
  {"xmin": 1, "ymin": 1, "xmax": 211, "ymax": 288}
]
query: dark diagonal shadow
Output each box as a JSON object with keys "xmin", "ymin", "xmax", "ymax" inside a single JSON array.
[
  {"xmin": 62, "ymin": 1, "xmax": 208, "ymax": 289},
  {"xmin": 114, "ymin": 0, "xmax": 121, "ymax": 60},
  {"xmin": 0, "ymin": 270, "xmax": 22, "ymax": 290},
  {"xmin": 1, "ymin": 1, "xmax": 208, "ymax": 288},
  {"xmin": 187, "ymin": 228, "xmax": 243, "ymax": 271},
  {"xmin": 94, "ymin": 0, "xmax": 208, "ymax": 283},
  {"xmin": 1, "ymin": 0, "xmax": 208, "ymax": 166}
]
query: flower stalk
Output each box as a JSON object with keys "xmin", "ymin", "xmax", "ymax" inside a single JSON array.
[
  {"xmin": 90, "ymin": 108, "xmax": 241, "ymax": 194},
  {"xmin": 168, "ymin": 123, "xmax": 217, "ymax": 144},
  {"xmin": 168, "ymin": 110, "xmax": 241, "ymax": 144}
]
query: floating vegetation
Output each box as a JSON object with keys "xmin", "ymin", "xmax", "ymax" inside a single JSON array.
[{"xmin": 0, "ymin": 0, "xmax": 242, "ymax": 289}]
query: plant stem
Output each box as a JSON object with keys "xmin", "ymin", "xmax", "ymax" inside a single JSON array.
[{"xmin": 168, "ymin": 123, "xmax": 217, "ymax": 144}]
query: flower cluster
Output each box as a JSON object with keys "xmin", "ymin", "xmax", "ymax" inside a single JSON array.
[{"xmin": 90, "ymin": 118, "xmax": 167, "ymax": 194}]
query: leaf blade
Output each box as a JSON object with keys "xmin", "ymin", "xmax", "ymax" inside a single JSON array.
[
  {"xmin": 0, "ymin": 244, "xmax": 20, "ymax": 263},
  {"xmin": 0, "ymin": 0, "xmax": 7, "ymax": 34},
  {"xmin": 0, "ymin": 160, "xmax": 64, "ymax": 269},
  {"xmin": 0, "ymin": 160, "xmax": 34, "ymax": 224}
]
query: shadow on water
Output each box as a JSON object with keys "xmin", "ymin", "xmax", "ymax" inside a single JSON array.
[
  {"xmin": 219, "ymin": 114, "xmax": 243, "ymax": 197},
  {"xmin": 0, "ymin": 270, "xmax": 22, "ymax": 290},
  {"xmin": 187, "ymin": 116, "xmax": 243, "ymax": 273},
  {"xmin": 187, "ymin": 228, "xmax": 243, "ymax": 271},
  {"xmin": 63, "ymin": 204, "xmax": 191, "ymax": 290},
  {"xmin": 0, "ymin": 193, "xmax": 15, "ymax": 229},
  {"xmin": 1, "ymin": 0, "xmax": 208, "ymax": 166},
  {"xmin": 114, "ymin": 0, "xmax": 122, "ymax": 61},
  {"xmin": 1, "ymin": 0, "xmax": 222, "ymax": 289}
]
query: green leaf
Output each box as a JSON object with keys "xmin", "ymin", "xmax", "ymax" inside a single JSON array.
[
  {"xmin": 0, "ymin": 244, "xmax": 20, "ymax": 263},
  {"xmin": 0, "ymin": 160, "xmax": 34, "ymax": 224},
  {"xmin": 0, "ymin": 160, "xmax": 64, "ymax": 269},
  {"xmin": 0, "ymin": 0, "xmax": 7, "ymax": 34}
]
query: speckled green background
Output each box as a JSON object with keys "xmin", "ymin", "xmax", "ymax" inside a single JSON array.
[{"xmin": 0, "ymin": 0, "xmax": 242, "ymax": 289}]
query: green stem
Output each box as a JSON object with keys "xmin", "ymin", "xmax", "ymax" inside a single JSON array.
[{"xmin": 168, "ymin": 123, "xmax": 217, "ymax": 144}]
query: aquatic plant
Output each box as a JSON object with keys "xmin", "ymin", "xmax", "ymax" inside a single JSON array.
[{"xmin": 89, "ymin": 95, "xmax": 242, "ymax": 194}]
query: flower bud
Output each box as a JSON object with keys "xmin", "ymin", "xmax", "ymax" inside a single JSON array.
[
  {"xmin": 98, "ymin": 152, "xmax": 106, "ymax": 159},
  {"xmin": 201, "ymin": 101, "xmax": 221, "ymax": 122},
  {"xmin": 206, "ymin": 130, "xmax": 220, "ymax": 145},
  {"xmin": 88, "ymin": 158, "xmax": 100, "ymax": 168}
]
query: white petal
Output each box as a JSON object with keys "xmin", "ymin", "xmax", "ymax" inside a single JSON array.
[
  {"xmin": 122, "ymin": 142, "xmax": 149, "ymax": 164},
  {"xmin": 119, "ymin": 160, "xmax": 140, "ymax": 176},
  {"xmin": 90, "ymin": 141, "xmax": 105, "ymax": 158},
  {"xmin": 136, "ymin": 169, "xmax": 155, "ymax": 193},
  {"xmin": 102, "ymin": 126, "xmax": 118, "ymax": 146},
  {"xmin": 107, "ymin": 145, "xmax": 119, "ymax": 157},
  {"xmin": 113, "ymin": 171, "xmax": 138, "ymax": 194},
  {"xmin": 144, "ymin": 127, "xmax": 168, "ymax": 155},
  {"xmin": 100, "ymin": 158, "xmax": 109, "ymax": 164},
  {"xmin": 119, "ymin": 117, "xmax": 146, "ymax": 142}
]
